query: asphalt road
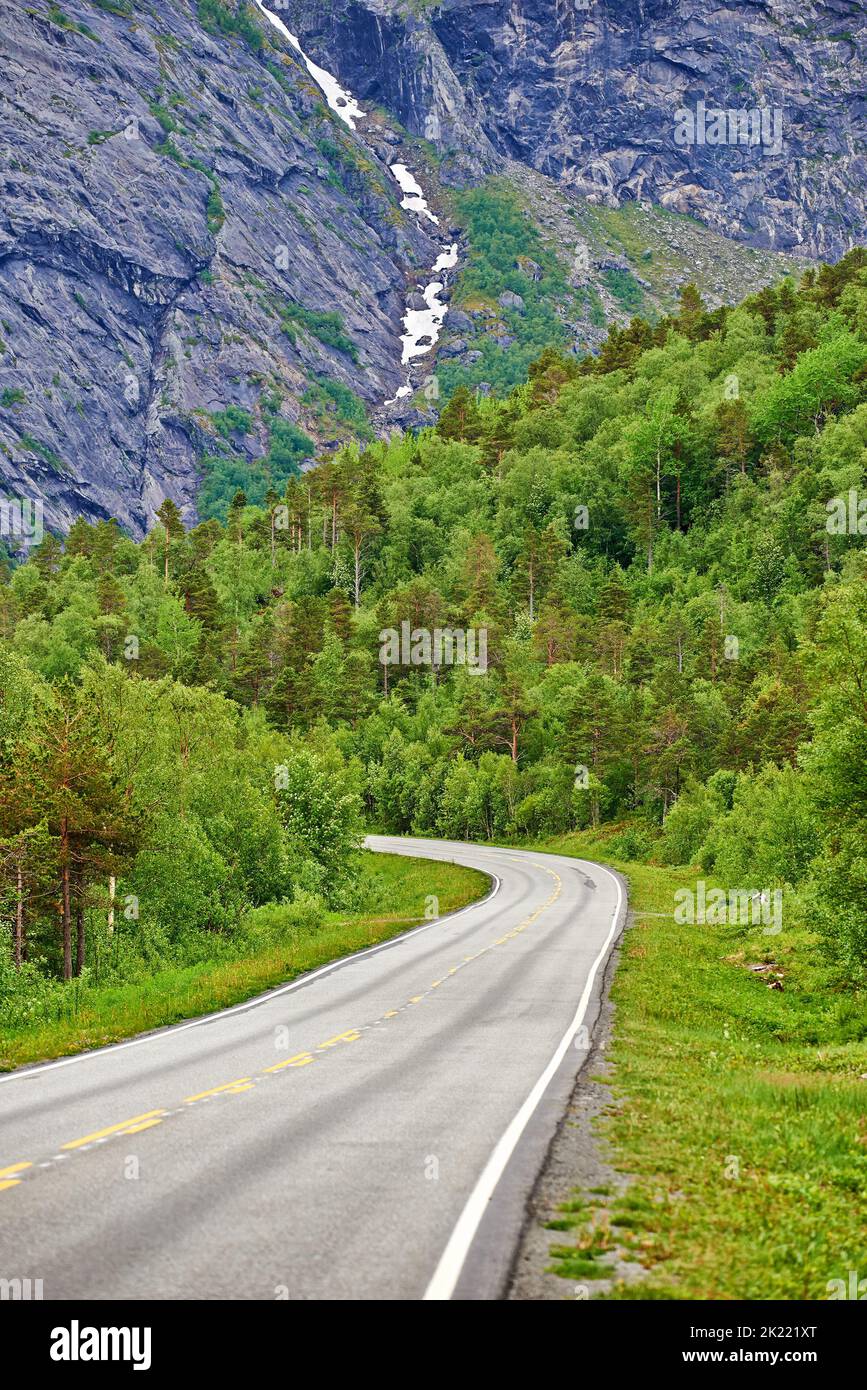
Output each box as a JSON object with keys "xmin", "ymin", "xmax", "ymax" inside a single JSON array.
[{"xmin": 0, "ymin": 837, "xmax": 625, "ymax": 1301}]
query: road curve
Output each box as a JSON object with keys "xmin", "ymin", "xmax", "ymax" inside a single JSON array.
[{"xmin": 0, "ymin": 837, "xmax": 626, "ymax": 1301}]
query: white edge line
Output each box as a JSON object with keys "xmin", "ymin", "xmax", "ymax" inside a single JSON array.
[
  {"xmin": 0, "ymin": 851, "xmax": 501, "ymax": 1086},
  {"xmin": 422, "ymin": 860, "xmax": 624, "ymax": 1301}
]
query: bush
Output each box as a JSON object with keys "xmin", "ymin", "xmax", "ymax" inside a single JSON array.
[
  {"xmin": 276, "ymin": 744, "xmax": 363, "ymax": 904},
  {"xmin": 607, "ymin": 825, "xmax": 653, "ymax": 861},
  {"xmin": 658, "ymin": 771, "xmax": 735, "ymax": 866},
  {"xmin": 0, "ymin": 943, "xmax": 65, "ymax": 1030},
  {"xmin": 197, "ymin": 0, "xmax": 264, "ymax": 53}
]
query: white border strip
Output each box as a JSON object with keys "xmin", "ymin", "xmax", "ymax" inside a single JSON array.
[
  {"xmin": 423, "ymin": 861, "xmax": 624, "ymax": 1300},
  {"xmin": 0, "ymin": 866, "xmax": 500, "ymax": 1086}
]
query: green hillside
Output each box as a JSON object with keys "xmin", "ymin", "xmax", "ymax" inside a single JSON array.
[{"xmin": 2, "ymin": 248, "xmax": 867, "ymax": 1025}]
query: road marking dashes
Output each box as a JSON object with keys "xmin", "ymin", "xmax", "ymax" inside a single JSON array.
[{"xmin": 2, "ymin": 865, "xmax": 563, "ymax": 1192}]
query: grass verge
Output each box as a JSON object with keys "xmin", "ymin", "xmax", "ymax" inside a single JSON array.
[
  {"xmin": 0, "ymin": 851, "xmax": 489, "ymax": 1072},
  {"xmin": 534, "ymin": 829, "xmax": 867, "ymax": 1300}
]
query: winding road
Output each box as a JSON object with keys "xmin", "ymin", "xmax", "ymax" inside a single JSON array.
[{"xmin": 0, "ymin": 837, "xmax": 625, "ymax": 1301}]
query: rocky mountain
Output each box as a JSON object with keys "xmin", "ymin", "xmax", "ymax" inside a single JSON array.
[
  {"xmin": 285, "ymin": 0, "xmax": 867, "ymax": 257},
  {"xmin": 0, "ymin": 0, "xmax": 861, "ymax": 541},
  {"xmin": 0, "ymin": 0, "xmax": 450, "ymax": 536}
]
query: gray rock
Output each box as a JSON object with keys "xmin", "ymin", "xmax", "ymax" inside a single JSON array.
[
  {"xmin": 284, "ymin": 0, "xmax": 865, "ymax": 259},
  {"xmin": 0, "ymin": 0, "xmax": 441, "ymax": 536},
  {"xmin": 498, "ymin": 290, "xmax": 525, "ymax": 311},
  {"xmin": 446, "ymin": 309, "xmax": 475, "ymax": 332},
  {"xmin": 517, "ymin": 257, "xmax": 543, "ymax": 280}
]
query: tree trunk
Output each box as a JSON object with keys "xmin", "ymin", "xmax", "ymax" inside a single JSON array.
[
  {"xmin": 14, "ymin": 858, "xmax": 24, "ymax": 970},
  {"xmin": 656, "ymin": 442, "xmax": 662, "ymax": 518},
  {"xmin": 108, "ymin": 875, "xmax": 116, "ymax": 935},
  {"xmin": 60, "ymin": 817, "xmax": 72, "ymax": 982},
  {"xmin": 74, "ymin": 864, "xmax": 85, "ymax": 978}
]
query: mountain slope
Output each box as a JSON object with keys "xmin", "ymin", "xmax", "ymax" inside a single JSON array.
[
  {"xmin": 0, "ymin": 0, "xmax": 447, "ymax": 536},
  {"xmin": 285, "ymin": 0, "xmax": 867, "ymax": 257},
  {"xmin": 0, "ymin": 0, "xmax": 857, "ymax": 539}
]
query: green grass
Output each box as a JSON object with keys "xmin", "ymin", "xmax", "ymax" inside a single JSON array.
[
  {"xmin": 535, "ymin": 829, "xmax": 867, "ymax": 1300},
  {"xmin": 19, "ymin": 434, "xmax": 64, "ymax": 472},
  {"xmin": 438, "ymin": 177, "xmax": 572, "ymax": 400},
  {"xmin": 0, "ymin": 852, "xmax": 489, "ymax": 1071},
  {"xmin": 47, "ymin": 4, "xmax": 100, "ymax": 39},
  {"xmin": 602, "ymin": 267, "xmax": 645, "ymax": 314},
  {"xmin": 302, "ymin": 375, "xmax": 373, "ymax": 441},
  {"xmin": 272, "ymin": 296, "xmax": 358, "ymax": 361},
  {"xmin": 86, "ymin": 0, "xmax": 133, "ymax": 15},
  {"xmin": 197, "ymin": 0, "xmax": 264, "ymax": 54}
]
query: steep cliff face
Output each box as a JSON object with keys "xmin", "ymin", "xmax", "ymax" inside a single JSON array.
[
  {"xmin": 0, "ymin": 0, "xmax": 861, "ymax": 542},
  {"xmin": 0, "ymin": 0, "xmax": 449, "ymax": 537},
  {"xmin": 285, "ymin": 0, "xmax": 867, "ymax": 257}
]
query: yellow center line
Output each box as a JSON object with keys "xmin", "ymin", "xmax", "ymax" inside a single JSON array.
[
  {"xmin": 62, "ymin": 1111, "xmax": 168, "ymax": 1150},
  {"xmin": 123, "ymin": 1118, "xmax": 164, "ymax": 1136},
  {"xmin": 316, "ymin": 1030, "xmax": 361, "ymax": 1050},
  {"xmin": 184, "ymin": 1080, "xmax": 251, "ymax": 1103},
  {"xmin": 3, "ymin": 863, "xmax": 568, "ymax": 1193},
  {"xmin": 0, "ymin": 1161, "xmax": 32, "ymax": 1191},
  {"xmin": 0, "ymin": 1162, "xmax": 32, "ymax": 1179},
  {"xmin": 263, "ymin": 1053, "xmax": 314, "ymax": 1072}
]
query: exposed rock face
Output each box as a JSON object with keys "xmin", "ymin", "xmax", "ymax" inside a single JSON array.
[
  {"xmin": 284, "ymin": 0, "xmax": 867, "ymax": 259},
  {"xmin": 0, "ymin": 0, "xmax": 444, "ymax": 537},
  {"xmin": 0, "ymin": 1, "xmax": 862, "ymax": 540}
]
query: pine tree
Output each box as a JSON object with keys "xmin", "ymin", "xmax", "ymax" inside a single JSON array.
[
  {"xmin": 436, "ymin": 386, "xmax": 484, "ymax": 442},
  {"xmin": 16, "ymin": 682, "xmax": 136, "ymax": 980},
  {"xmin": 154, "ymin": 498, "xmax": 185, "ymax": 586}
]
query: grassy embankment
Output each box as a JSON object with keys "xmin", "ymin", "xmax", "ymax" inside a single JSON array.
[
  {"xmin": 534, "ymin": 829, "xmax": 867, "ymax": 1301},
  {"xmin": 0, "ymin": 851, "xmax": 488, "ymax": 1072}
]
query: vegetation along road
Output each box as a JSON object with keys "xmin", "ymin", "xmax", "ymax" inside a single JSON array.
[{"xmin": 0, "ymin": 836, "xmax": 624, "ymax": 1301}]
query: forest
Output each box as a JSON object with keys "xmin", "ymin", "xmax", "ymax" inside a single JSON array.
[{"xmin": 2, "ymin": 247, "xmax": 867, "ymax": 1028}]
